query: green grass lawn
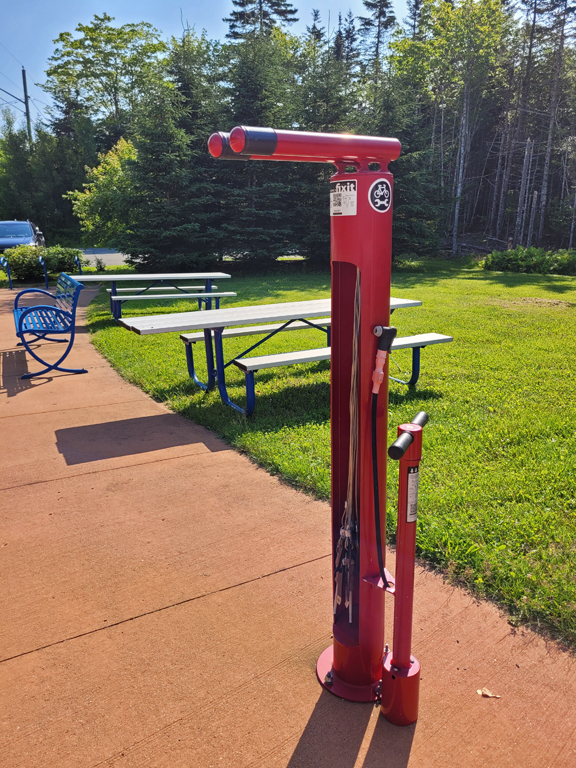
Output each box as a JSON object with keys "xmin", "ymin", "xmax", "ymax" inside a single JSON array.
[{"xmin": 85, "ymin": 261, "xmax": 576, "ymax": 644}]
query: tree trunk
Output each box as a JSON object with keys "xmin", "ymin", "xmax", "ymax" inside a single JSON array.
[
  {"xmin": 489, "ymin": 124, "xmax": 506, "ymax": 236},
  {"xmin": 452, "ymin": 85, "xmax": 469, "ymax": 256},
  {"xmin": 537, "ymin": 2, "xmax": 567, "ymax": 244},
  {"xmin": 569, "ymin": 189, "xmax": 576, "ymax": 249},
  {"xmin": 526, "ymin": 190, "xmax": 538, "ymax": 247},
  {"xmin": 496, "ymin": 1, "xmax": 538, "ymax": 238},
  {"xmin": 513, "ymin": 137, "xmax": 533, "ymax": 245}
]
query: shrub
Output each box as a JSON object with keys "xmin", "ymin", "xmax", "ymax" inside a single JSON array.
[
  {"xmin": 484, "ymin": 246, "xmax": 576, "ymax": 276},
  {"xmin": 43, "ymin": 246, "xmax": 87, "ymax": 275},
  {"xmin": 2, "ymin": 245, "xmax": 88, "ymax": 282}
]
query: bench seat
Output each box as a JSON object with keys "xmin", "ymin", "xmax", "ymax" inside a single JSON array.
[
  {"xmin": 14, "ymin": 306, "xmax": 71, "ymax": 334},
  {"xmin": 234, "ymin": 334, "xmax": 452, "ymax": 372},
  {"xmin": 232, "ymin": 333, "xmax": 453, "ymax": 415}
]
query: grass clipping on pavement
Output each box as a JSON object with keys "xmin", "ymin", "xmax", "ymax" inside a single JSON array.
[{"xmin": 85, "ymin": 263, "xmax": 576, "ymax": 645}]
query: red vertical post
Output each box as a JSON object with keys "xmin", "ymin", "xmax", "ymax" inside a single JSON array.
[
  {"xmin": 208, "ymin": 126, "xmax": 402, "ymax": 703},
  {"xmin": 380, "ymin": 421, "xmax": 424, "ymax": 725},
  {"xmin": 316, "ymin": 165, "xmax": 396, "ymax": 701}
]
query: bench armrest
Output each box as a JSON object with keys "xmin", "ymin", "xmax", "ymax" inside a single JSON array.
[{"xmin": 14, "ymin": 287, "xmax": 56, "ymax": 309}]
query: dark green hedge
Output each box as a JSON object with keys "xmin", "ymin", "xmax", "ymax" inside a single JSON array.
[{"xmin": 484, "ymin": 246, "xmax": 576, "ymax": 276}]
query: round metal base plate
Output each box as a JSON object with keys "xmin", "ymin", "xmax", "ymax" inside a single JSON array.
[{"xmin": 316, "ymin": 645, "xmax": 381, "ymax": 702}]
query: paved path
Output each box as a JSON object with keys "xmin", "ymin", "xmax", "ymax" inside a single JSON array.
[{"xmin": 0, "ymin": 287, "xmax": 575, "ymax": 767}]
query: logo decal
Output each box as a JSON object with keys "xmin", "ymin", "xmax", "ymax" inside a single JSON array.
[{"xmin": 368, "ymin": 178, "xmax": 392, "ymax": 213}]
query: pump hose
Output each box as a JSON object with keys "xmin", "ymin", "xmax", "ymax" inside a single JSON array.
[{"xmin": 371, "ymin": 391, "xmax": 389, "ymax": 588}]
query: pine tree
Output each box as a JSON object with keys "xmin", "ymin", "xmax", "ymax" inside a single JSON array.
[
  {"xmin": 223, "ymin": 30, "xmax": 301, "ymax": 264},
  {"xmin": 224, "ymin": 0, "xmax": 298, "ymax": 40},
  {"xmin": 406, "ymin": 0, "xmax": 423, "ymax": 38},
  {"xmin": 333, "ymin": 14, "xmax": 345, "ymax": 61},
  {"xmin": 343, "ymin": 11, "xmax": 360, "ymax": 69},
  {"xmin": 117, "ymin": 32, "xmax": 232, "ymax": 269},
  {"xmin": 358, "ymin": 0, "xmax": 396, "ymax": 65}
]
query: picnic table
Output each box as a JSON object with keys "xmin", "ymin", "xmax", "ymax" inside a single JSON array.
[
  {"xmin": 71, "ymin": 272, "xmax": 233, "ymax": 320},
  {"xmin": 119, "ymin": 297, "xmax": 447, "ymax": 415}
]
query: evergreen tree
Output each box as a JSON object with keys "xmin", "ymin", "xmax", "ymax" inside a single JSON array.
[
  {"xmin": 406, "ymin": 0, "xmax": 423, "ymax": 38},
  {"xmin": 358, "ymin": 0, "xmax": 396, "ymax": 65},
  {"xmin": 333, "ymin": 14, "xmax": 345, "ymax": 61},
  {"xmin": 343, "ymin": 11, "xmax": 360, "ymax": 68},
  {"xmin": 224, "ymin": 0, "xmax": 298, "ymax": 39},
  {"xmin": 222, "ymin": 30, "xmax": 301, "ymax": 263}
]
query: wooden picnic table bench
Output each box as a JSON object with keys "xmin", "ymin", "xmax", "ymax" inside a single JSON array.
[{"xmin": 12, "ymin": 272, "xmax": 87, "ymax": 379}]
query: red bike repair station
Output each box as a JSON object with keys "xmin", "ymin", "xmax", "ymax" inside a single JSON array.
[{"xmin": 209, "ymin": 126, "xmax": 428, "ymax": 727}]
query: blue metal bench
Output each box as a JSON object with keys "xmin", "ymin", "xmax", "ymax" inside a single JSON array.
[{"xmin": 13, "ymin": 273, "xmax": 87, "ymax": 379}]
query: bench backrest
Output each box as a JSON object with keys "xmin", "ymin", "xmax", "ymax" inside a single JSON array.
[{"xmin": 55, "ymin": 273, "xmax": 84, "ymax": 314}]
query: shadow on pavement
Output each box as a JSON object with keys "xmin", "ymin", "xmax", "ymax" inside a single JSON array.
[
  {"xmin": 55, "ymin": 412, "xmax": 228, "ymax": 464},
  {"xmin": 0, "ymin": 349, "xmax": 33, "ymax": 396},
  {"xmin": 286, "ymin": 690, "xmax": 414, "ymax": 768}
]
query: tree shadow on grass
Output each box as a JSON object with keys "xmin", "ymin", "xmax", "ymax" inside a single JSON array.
[
  {"xmin": 457, "ymin": 270, "xmax": 576, "ymax": 296},
  {"xmin": 174, "ymin": 376, "xmax": 444, "ymax": 440}
]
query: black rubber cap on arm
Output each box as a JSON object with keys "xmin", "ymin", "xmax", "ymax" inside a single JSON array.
[
  {"xmin": 241, "ymin": 127, "xmax": 278, "ymax": 156},
  {"xmin": 388, "ymin": 431, "xmax": 414, "ymax": 461},
  {"xmin": 411, "ymin": 411, "xmax": 429, "ymax": 428}
]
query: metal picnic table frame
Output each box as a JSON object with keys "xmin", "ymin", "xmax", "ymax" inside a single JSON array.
[
  {"xmin": 119, "ymin": 297, "xmax": 421, "ymax": 412},
  {"xmin": 70, "ymin": 272, "xmax": 232, "ymax": 320}
]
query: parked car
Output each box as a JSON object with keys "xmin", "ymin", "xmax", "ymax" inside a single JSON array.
[{"xmin": 0, "ymin": 220, "xmax": 45, "ymax": 253}]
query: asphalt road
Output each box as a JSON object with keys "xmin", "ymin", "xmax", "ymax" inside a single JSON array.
[{"xmin": 81, "ymin": 248, "xmax": 127, "ymax": 267}]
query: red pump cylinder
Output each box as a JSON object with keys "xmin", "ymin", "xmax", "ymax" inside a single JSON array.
[{"xmin": 380, "ymin": 416, "xmax": 427, "ymax": 726}]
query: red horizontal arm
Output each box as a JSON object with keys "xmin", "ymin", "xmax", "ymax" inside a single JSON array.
[
  {"xmin": 228, "ymin": 126, "xmax": 401, "ymax": 164},
  {"xmin": 208, "ymin": 131, "xmax": 337, "ymax": 164},
  {"xmin": 208, "ymin": 129, "xmax": 401, "ymax": 166}
]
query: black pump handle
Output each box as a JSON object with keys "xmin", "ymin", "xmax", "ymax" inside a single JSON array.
[
  {"xmin": 388, "ymin": 411, "xmax": 429, "ymax": 460},
  {"xmin": 411, "ymin": 411, "xmax": 429, "ymax": 428}
]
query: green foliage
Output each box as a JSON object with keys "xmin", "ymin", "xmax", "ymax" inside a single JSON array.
[
  {"xmin": 43, "ymin": 13, "xmax": 167, "ymax": 137},
  {"xmin": 65, "ymin": 137, "xmax": 137, "ymax": 244},
  {"xmin": 3, "ymin": 245, "xmax": 86, "ymax": 281},
  {"xmin": 2, "ymin": 1, "xmax": 575, "ymax": 270},
  {"xmin": 85, "ymin": 264, "xmax": 576, "ymax": 644},
  {"xmin": 484, "ymin": 246, "xmax": 576, "ymax": 275}
]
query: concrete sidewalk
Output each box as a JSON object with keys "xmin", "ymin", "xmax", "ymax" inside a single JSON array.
[{"xmin": 0, "ymin": 286, "xmax": 574, "ymax": 768}]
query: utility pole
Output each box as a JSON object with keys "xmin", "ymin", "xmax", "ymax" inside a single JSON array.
[{"xmin": 21, "ymin": 67, "xmax": 32, "ymax": 145}]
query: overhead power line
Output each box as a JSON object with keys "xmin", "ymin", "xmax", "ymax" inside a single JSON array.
[
  {"xmin": 0, "ymin": 40, "xmax": 24, "ymax": 67},
  {"xmin": 0, "ymin": 69, "xmax": 23, "ymax": 92},
  {"xmin": 0, "ymin": 71, "xmax": 33, "ymax": 142},
  {"xmin": 0, "ymin": 95, "xmax": 25, "ymax": 114}
]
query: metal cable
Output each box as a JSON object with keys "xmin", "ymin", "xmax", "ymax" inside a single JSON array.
[{"xmin": 334, "ymin": 269, "xmax": 361, "ymax": 622}]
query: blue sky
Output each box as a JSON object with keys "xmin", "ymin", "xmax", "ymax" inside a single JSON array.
[{"xmin": 0, "ymin": 0, "xmax": 407, "ymax": 126}]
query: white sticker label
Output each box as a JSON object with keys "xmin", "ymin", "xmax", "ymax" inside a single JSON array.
[
  {"xmin": 330, "ymin": 180, "xmax": 357, "ymax": 216},
  {"xmin": 406, "ymin": 466, "xmax": 419, "ymax": 523}
]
